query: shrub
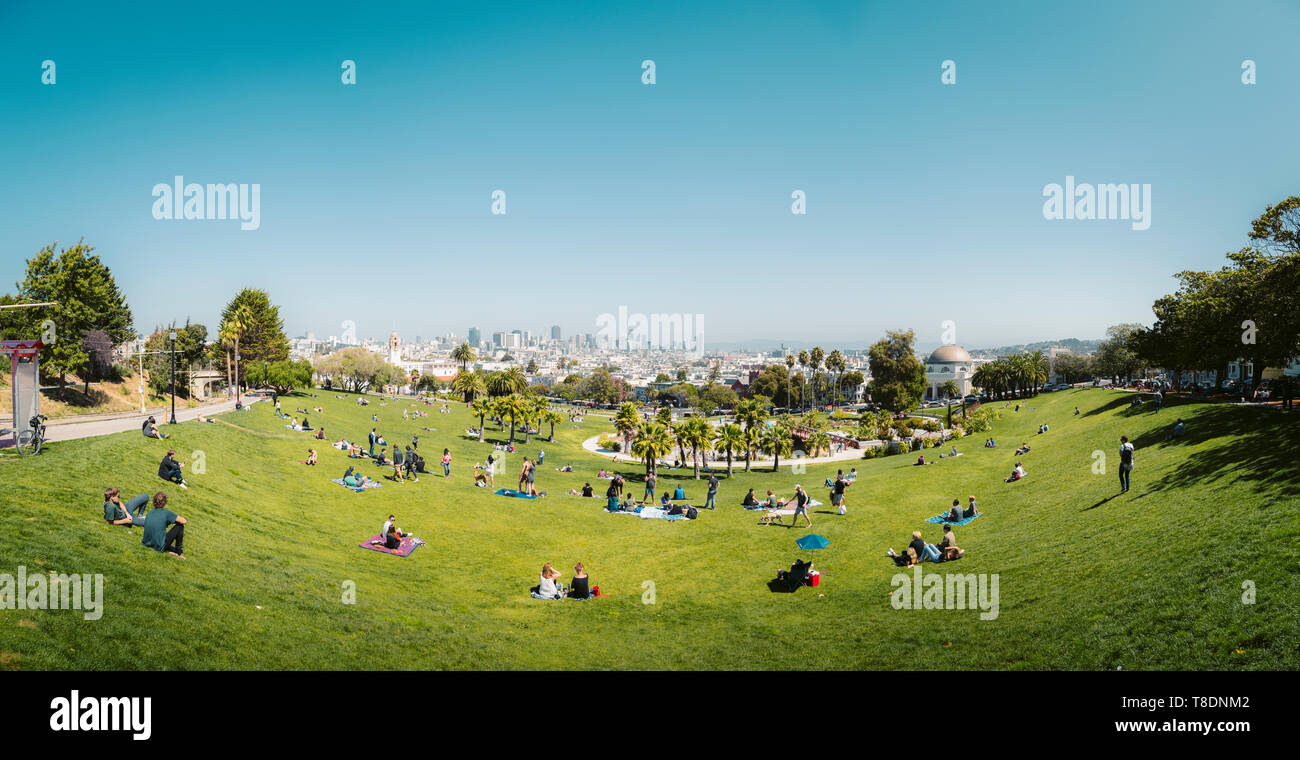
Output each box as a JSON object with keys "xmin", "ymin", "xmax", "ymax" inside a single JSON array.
[{"xmin": 597, "ymin": 435, "xmax": 621, "ymax": 452}]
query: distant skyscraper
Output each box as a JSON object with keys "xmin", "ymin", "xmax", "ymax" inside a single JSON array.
[
  {"xmin": 551, "ymin": 325, "xmax": 561, "ymax": 341},
  {"xmin": 492, "ymin": 331, "xmax": 506, "ymax": 348},
  {"xmin": 468, "ymin": 327, "xmax": 481, "ymax": 347}
]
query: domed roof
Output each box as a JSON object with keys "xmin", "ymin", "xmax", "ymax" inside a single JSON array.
[{"xmin": 927, "ymin": 344, "xmax": 972, "ymax": 364}]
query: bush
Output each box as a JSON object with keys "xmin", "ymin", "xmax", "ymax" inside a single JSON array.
[{"xmin": 597, "ymin": 435, "xmax": 621, "ymax": 452}]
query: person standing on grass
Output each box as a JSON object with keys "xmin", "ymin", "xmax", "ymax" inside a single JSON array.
[
  {"xmin": 141, "ymin": 492, "xmax": 186, "ymax": 559},
  {"xmin": 517, "ymin": 458, "xmax": 531, "ymax": 491},
  {"xmin": 792, "ymin": 484, "xmax": 812, "ymax": 528},
  {"xmin": 441, "ymin": 448, "xmax": 452, "ymax": 478},
  {"xmin": 369, "ymin": 428, "xmax": 378, "ymax": 458},
  {"xmin": 644, "ymin": 470, "xmax": 656, "ymax": 503},
  {"xmin": 526, "ymin": 457, "xmax": 539, "ymax": 497},
  {"xmin": 1118, "ymin": 435, "xmax": 1135, "ymax": 493},
  {"xmin": 705, "ymin": 473, "xmax": 719, "ymax": 510}
]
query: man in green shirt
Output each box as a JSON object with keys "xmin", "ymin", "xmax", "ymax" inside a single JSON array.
[
  {"xmin": 141, "ymin": 492, "xmax": 187, "ymax": 558},
  {"xmin": 103, "ymin": 487, "xmax": 149, "ymax": 527}
]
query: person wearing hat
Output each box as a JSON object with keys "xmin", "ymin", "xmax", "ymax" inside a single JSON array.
[{"xmin": 792, "ymin": 484, "xmax": 812, "ymax": 528}]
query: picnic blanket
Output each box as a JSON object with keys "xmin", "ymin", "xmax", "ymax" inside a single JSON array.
[
  {"xmin": 927, "ymin": 511, "xmax": 981, "ymax": 526},
  {"xmin": 332, "ymin": 478, "xmax": 382, "ymax": 492},
  {"xmin": 604, "ymin": 507, "xmax": 640, "ymax": 515},
  {"xmin": 358, "ymin": 534, "xmax": 424, "ymax": 557},
  {"xmin": 495, "ymin": 488, "xmax": 545, "ymax": 499},
  {"xmin": 638, "ymin": 507, "xmax": 685, "ymax": 521}
]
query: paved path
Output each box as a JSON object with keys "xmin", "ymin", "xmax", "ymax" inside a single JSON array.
[
  {"xmin": 42, "ymin": 396, "xmax": 263, "ymax": 444},
  {"xmin": 579, "ymin": 433, "xmax": 871, "ymax": 468}
]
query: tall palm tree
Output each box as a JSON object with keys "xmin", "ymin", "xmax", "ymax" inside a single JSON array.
[
  {"xmin": 809, "ymin": 346, "xmax": 825, "ymax": 409},
  {"xmin": 613, "ymin": 402, "xmax": 640, "ymax": 453},
  {"xmin": 735, "ymin": 398, "xmax": 769, "ymax": 472},
  {"xmin": 502, "ymin": 366, "xmax": 527, "ymax": 394},
  {"xmin": 218, "ymin": 324, "xmax": 236, "ymax": 398},
  {"xmin": 469, "ymin": 397, "xmax": 492, "ymax": 442},
  {"xmin": 630, "ymin": 422, "xmax": 674, "ymax": 480},
  {"xmin": 763, "ymin": 426, "xmax": 794, "ymax": 472},
  {"xmin": 452, "ymin": 370, "xmax": 479, "ymax": 402},
  {"xmin": 222, "ymin": 305, "xmax": 252, "ymax": 397},
  {"xmin": 1030, "ymin": 351, "xmax": 1050, "ymax": 396},
  {"xmin": 826, "ymin": 349, "xmax": 845, "ymax": 409},
  {"xmin": 784, "ymin": 354, "xmax": 796, "ymax": 409},
  {"xmin": 680, "ymin": 416, "xmax": 713, "ymax": 479},
  {"xmin": 808, "ymin": 430, "xmax": 831, "ymax": 458},
  {"xmin": 797, "ymin": 350, "xmax": 811, "ymax": 410},
  {"xmin": 500, "ymin": 393, "xmax": 527, "ymax": 443},
  {"xmin": 451, "ymin": 342, "xmax": 476, "ymax": 371},
  {"xmin": 713, "ymin": 423, "xmax": 745, "ymax": 477}
]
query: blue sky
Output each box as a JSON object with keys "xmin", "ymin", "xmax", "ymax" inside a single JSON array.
[{"xmin": 1, "ymin": 0, "xmax": 1297, "ymax": 349}]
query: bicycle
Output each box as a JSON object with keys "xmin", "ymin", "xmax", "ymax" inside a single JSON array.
[{"xmin": 5, "ymin": 414, "xmax": 49, "ymax": 456}]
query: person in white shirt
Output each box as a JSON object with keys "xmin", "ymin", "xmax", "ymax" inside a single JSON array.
[
  {"xmin": 536, "ymin": 562, "xmax": 563, "ymax": 599},
  {"xmin": 1118, "ymin": 436, "xmax": 1135, "ymax": 493}
]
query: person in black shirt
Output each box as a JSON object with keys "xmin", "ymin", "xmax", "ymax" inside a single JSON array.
[
  {"xmin": 742, "ymin": 488, "xmax": 758, "ymax": 508},
  {"xmin": 581, "ymin": 482, "xmax": 594, "ymax": 497},
  {"xmin": 158, "ymin": 450, "xmax": 187, "ymax": 488},
  {"xmin": 568, "ymin": 562, "xmax": 591, "ymax": 599},
  {"xmin": 705, "ymin": 474, "xmax": 719, "ymax": 510}
]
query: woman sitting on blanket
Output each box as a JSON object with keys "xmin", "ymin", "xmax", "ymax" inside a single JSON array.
[
  {"xmin": 306, "ymin": 449, "xmax": 318, "ymax": 466},
  {"xmin": 1005, "ymin": 462, "xmax": 1026, "ymax": 482},
  {"xmin": 569, "ymin": 563, "xmax": 591, "ymax": 599},
  {"xmin": 536, "ymin": 562, "xmax": 564, "ymax": 600},
  {"xmin": 382, "ymin": 524, "xmax": 401, "ymax": 550},
  {"xmin": 342, "ymin": 466, "xmax": 374, "ymax": 488}
]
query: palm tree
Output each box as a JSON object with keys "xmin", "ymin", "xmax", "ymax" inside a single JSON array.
[
  {"xmin": 500, "ymin": 393, "xmax": 527, "ymax": 443},
  {"xmin": 469, "ymin": 397, "xmax": 492, "ymax": 442},
  {"xmin": 797, "ymin": 350, "xmax": 810, "ymax": 410},
  {"xmin": 763, "ymin": 426, "xmax": 794, "ymax": 472},
  {"xmin": 808, "ymin": 430, "xmax": 831, "ymax": 458},
  {"xmin": 734, "ymin": 398, "xmax": 768, "ymax": 472},
  {"xmin": 451, "ymin": 342, "xmax": 476, "ymax": 371},
  {"xmin": 222, "ymin": 305, "xmax": 252, "ymax": 397},
  {"xmin": 218, "ymin": 324, "xmax": 236, "ymax": 398},
  {"xmin": 680, "ymin": 416, "xmax": 713, "ymax": 479},
  {"xmin": 630, "ymin": 422, "xmax": 674, "ymax": 480},
  {"xmin": 809, "ymin": 346, "xmax": 825, "ymax": 409},
  {"xmin": 713, "ymin": 423, "xmax": 745, "ymax": 476},
  {"xmin": 826, "ymin": 349, "xmax": 845, "ymax": 409},
  {"xmin": 784, "ymin": 354, "xmax": 796, "ymax": 409},
  {"xmin": 452, "ymin": 370, "xmax": 479, "ymax": 402},
  {"xmin": 541, "ymin": 409, "xmax": 563, "ymax": 441},
  {"xmin": 1030, "ymin": 351, "xmax": 1050, "ymax": 396},
  {"xmin": 613, "ymin": 402, "xmax": 640, "ymax": 453}
]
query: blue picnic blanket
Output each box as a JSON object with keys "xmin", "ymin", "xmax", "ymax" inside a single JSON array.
[
  {"xmin": 495, "ymin": 488, "xmax": 544, "ymax": 499},
  {"xmin": 332, "ymin": 478, "xmax": 382, "ymax": 492},
  {"xmin": 927, "ymin": 511, "xmax": 980, "ymax": 526}
]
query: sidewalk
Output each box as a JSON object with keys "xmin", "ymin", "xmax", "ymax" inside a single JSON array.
[{"xmin": 42, "ymin": 395, "xmax": 263, "ymax": 444}]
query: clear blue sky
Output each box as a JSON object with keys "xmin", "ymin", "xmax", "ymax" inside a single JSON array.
[{"xmin": 1, "ymin": 0, "xmax": 1297, "ymax": 349}]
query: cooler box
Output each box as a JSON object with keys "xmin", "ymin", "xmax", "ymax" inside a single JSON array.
[{"xmin": 808, "ymin": 571, "xmax": 821, "ymax": 587}]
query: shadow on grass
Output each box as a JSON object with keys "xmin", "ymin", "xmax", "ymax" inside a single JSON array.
[
  {"xmin": 1082, "ymin": 494, "xmax": 1119, "ymax": 511},
  {"xmin": 1132, "ymin": 405, "xmax": 1300, "ymax": 497}
]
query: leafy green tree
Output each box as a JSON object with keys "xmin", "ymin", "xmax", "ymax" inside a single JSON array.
[
  {"xmin": 8, "ymin": 240, "xmax": 134, "ymax": 398},
  {"xmin": 630, "ymin": 422, "xmax": 674, "ymax": 479},
  {"xmin": 762, "ymin": 425, "xmax": 794, "ymax": 472},
  {"xmin": 867, "ymin": 330, "xmax": 926, "ymax": 411},
  {"xmin": 219, "ymin": 289, "xmax": 289, "ymax": 391},
  {"xmin": 713, "ymin": 423, "xmax": 745, "ymax": 476}
]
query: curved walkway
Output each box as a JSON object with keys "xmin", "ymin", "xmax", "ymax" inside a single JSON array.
[{"xmin": 580, "ymin": 433, "xmax": 872, "ymax": 467}]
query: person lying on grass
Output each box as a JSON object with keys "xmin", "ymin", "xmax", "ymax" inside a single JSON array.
[
  {"xmin": 1015, "ymin": 442, "xmax": 1031, "ymax": 455},
  {"xmin": 104, "ymin": 487, "xmax": 149, "ymax": 527},
  {"xmin": 342, "ymin": 466, "xmax": 375, "ymax": 488},
  {"xmin": 141, "ymin": 492, "xmax": 186, "ymax": 559},
  {"xmin": 1005, "ymin": 462, "xmax": 1027, "ymax": 482},
  {"xmin": 158, "ymin": 450, "xmax": 188, "ymax": 489}
]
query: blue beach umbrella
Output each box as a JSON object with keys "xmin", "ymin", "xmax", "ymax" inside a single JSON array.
[{"xmin": 795, "ymin": 534, "xmax": 830, "ymax": 551}]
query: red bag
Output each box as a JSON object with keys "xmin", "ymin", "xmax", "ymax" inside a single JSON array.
[
  {"xmin": 808, "ymin": 571, "xmax": 820, "ymax": 587},
  {"xmin": 592, "ymin": 585, "xmax": 601, "ymax": 597}
]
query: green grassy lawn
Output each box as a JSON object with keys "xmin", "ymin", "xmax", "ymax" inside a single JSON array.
[{"xmin": 1, "ymin": 387, "xmax": 1296, "ymax": 670}]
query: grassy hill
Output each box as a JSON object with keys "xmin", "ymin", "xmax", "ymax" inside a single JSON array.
[{"xmin": 0, "ymin": 387, "xmax": 1295, "ymax": 670}]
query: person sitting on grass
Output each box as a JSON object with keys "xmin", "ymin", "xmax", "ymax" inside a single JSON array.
[
  {"xmin": 379, "ymin": 523, "xmax": 401, "ymax": 550},
  {"xmin": 305, "ymin": 449, "xmax": 318, "ymax": 466},
  {"xmin": 622, "ymin": 493, "xmax": 637, "ymax": 511},
  {"xmin": 1015, "ymin": 442, "xmax": 1031, "ymax": 455},
  {"xmin": 158, "ymin": 450, "xmax": 188, "ymax": 489},
  {"xmin": 103, "ymin": 487, "xmax": 149, "ymax": 527},
  {"xmin": 569, "ymin": 562, "xmax": 591, "ymax": 599},
  {"xmin": 660, "ymin": 491, "xmax": 672, "ymax": 509},
  {"xmin": 939, "ymin": 524, "xmax": 964, "ymax": 560},
  {"xmin": 315, "ymin": 428, "xmax": 326, "ymax": 440},
  {"xmin": 534, "ymin": 562, "xmax": 564, "ymax": 600},
  {"xmin": 342, "ymin": 466, "xmax": 375, "ymax": 489},
  {"xmin": 1005, "ymin": 461, "xmax": 1027, "ymax": 482},
  {"xmin": 742, "ymin": 488, "xmax": 759, "ymax": 509},
  {"xmin": 1074, "ymin": 407, "xmax": 1080, "ymax": 415},
  {"xmin": 1168, "ymin": 418, "xmax": 1186, "ymax": 439},
  {"xmin": 967, "ymin": 495, "xmax": 979, "ymax": 517},
  {"xmin": 887, "ymin": 531, "xmax": 929, "ymax": 567},
  {"xmin": 141, "ymin": 492, "xmax": 186, "ymax": 559},
  {"xmin": 915, "ymin": 454, "xmax": 933, "ymax": 465},
  {"xmin": 141, "ymin": 415, "xmax": 169, "ymax": 439},
  {"xmin": 374, "ymin": 447, "xmax": 389, "ymax": 466},
  {"xmin": 580, "ymin": 482, "xmax": 593, "ymax": 497},
  {"xmin": 947, "ymin": 498, "xmax": 965, "ymax": 522}
]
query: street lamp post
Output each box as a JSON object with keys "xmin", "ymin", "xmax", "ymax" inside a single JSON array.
[{"xmin": 168, "ymin": 330, "xmax": 177, "ymax": 424}]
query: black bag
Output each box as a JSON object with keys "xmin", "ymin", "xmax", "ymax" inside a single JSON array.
[
  {"xmin": 685, "ymin": 506, "xmax": 698, "ymax": 520},
  {"xmin": 667, "ymin": 504, "xmax": 683, "ymax": 516}
]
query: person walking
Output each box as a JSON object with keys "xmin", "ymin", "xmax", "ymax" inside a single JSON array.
[
  {"xmin": 1118, "ymin": 435, "xmax": 1135, "ymax": 493},
  {"xmin": 704, "ymin": 473, "xmax": 718, "ymax": 510}
]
